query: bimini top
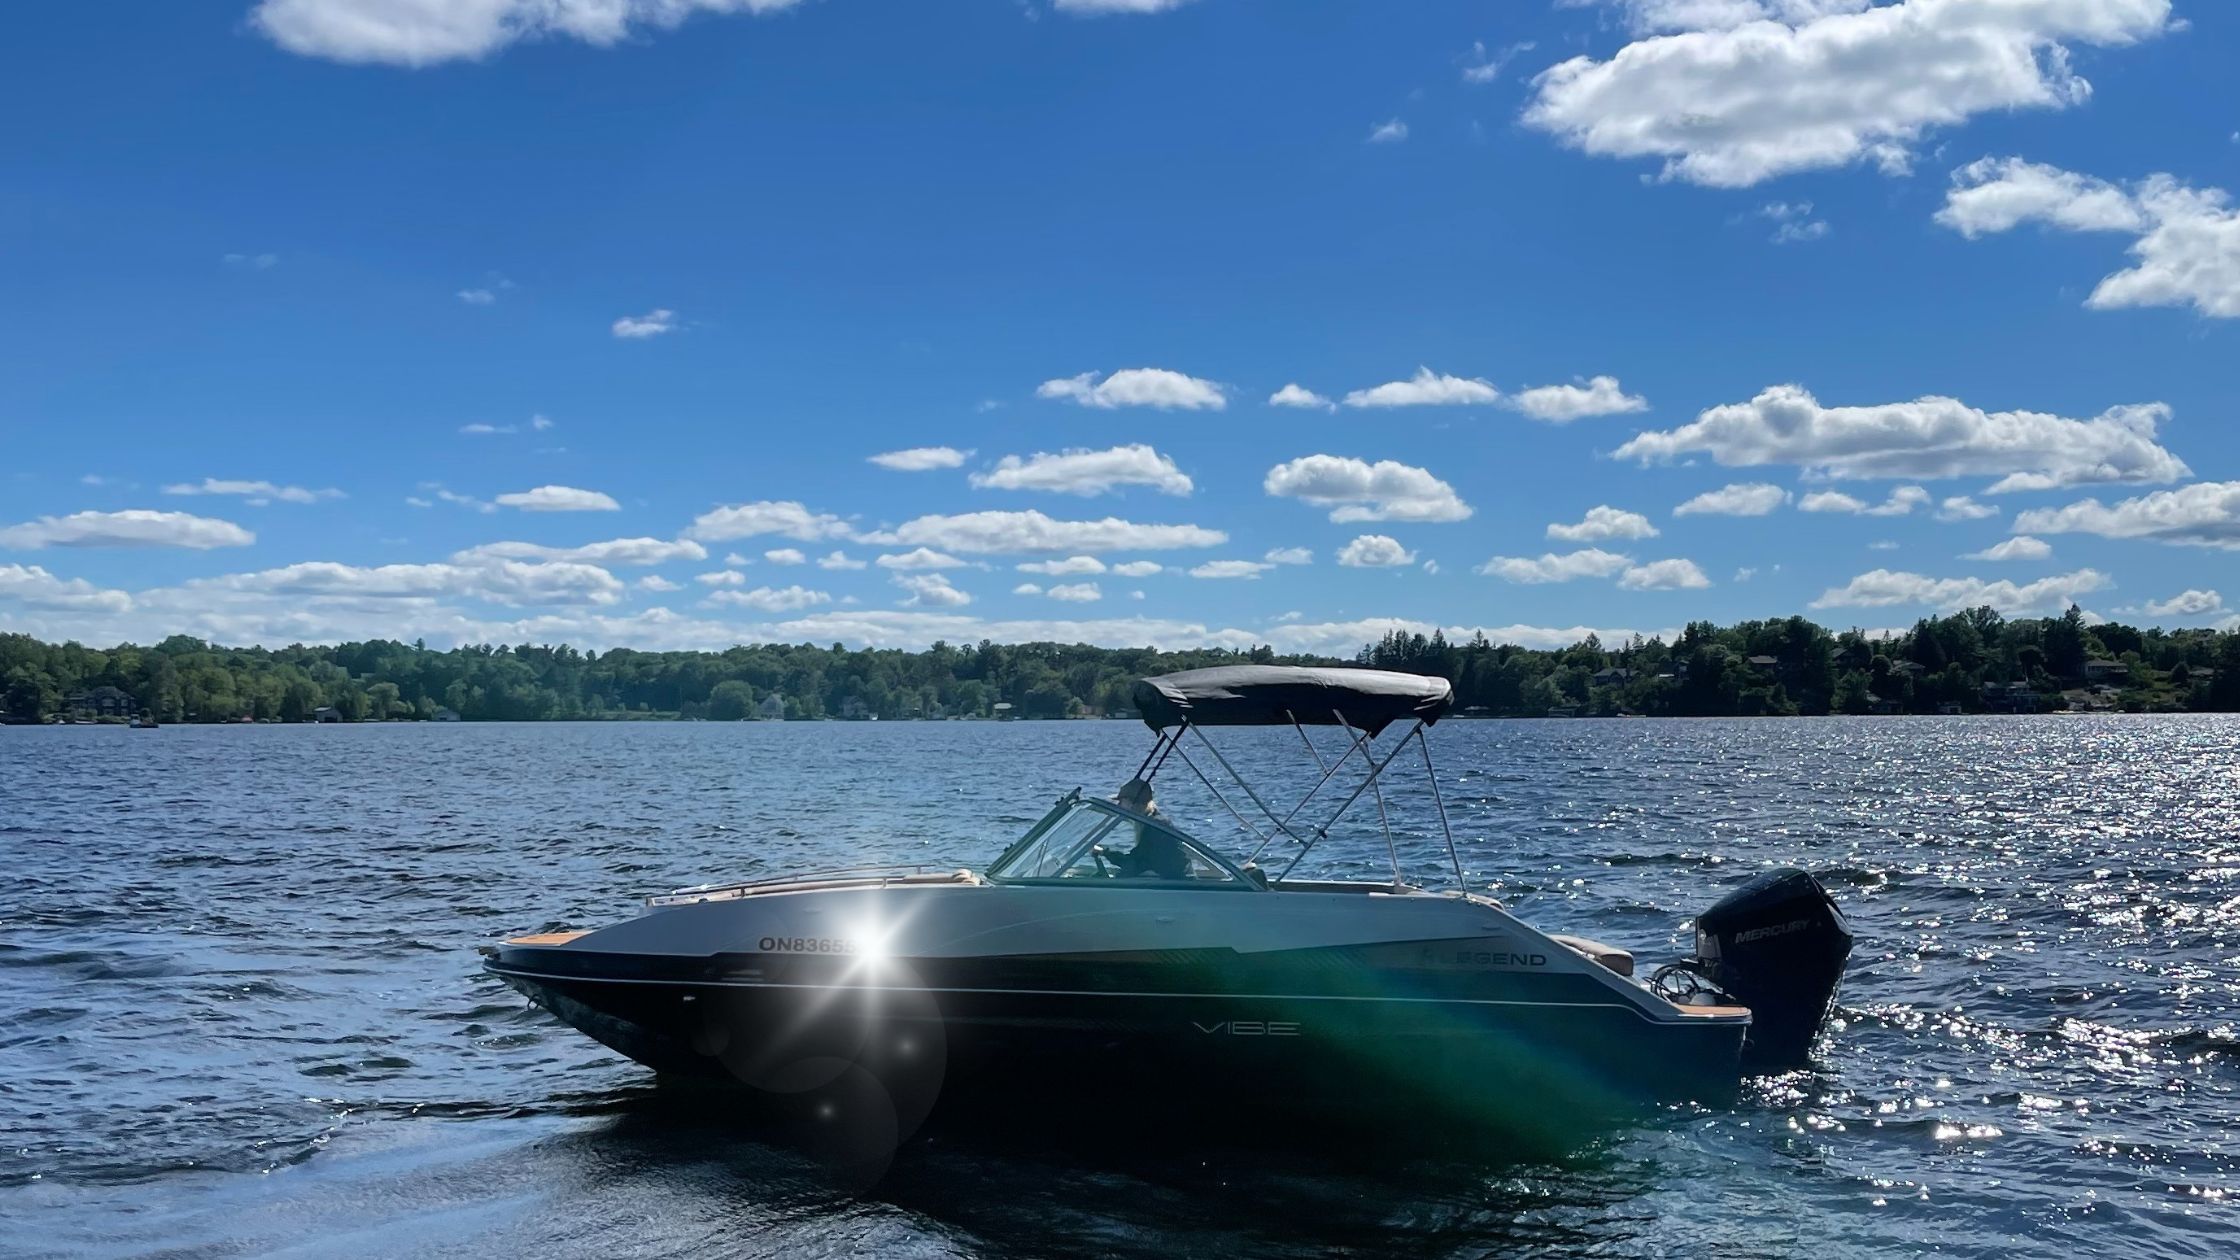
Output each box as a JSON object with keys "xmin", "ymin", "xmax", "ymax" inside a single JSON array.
[{"xmin": 1132, "ymin": 665, "xmax": 1452, "ymax": 736}]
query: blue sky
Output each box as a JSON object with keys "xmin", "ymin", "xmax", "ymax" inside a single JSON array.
[{"xmin": 3, "ymin": 0, "xmax": 2236, "ymax": 655}]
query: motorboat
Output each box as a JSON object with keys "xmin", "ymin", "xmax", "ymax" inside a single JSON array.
[{"xmin": 487, "ymin": 666, "xmax": 1851, "ymax": 1140}]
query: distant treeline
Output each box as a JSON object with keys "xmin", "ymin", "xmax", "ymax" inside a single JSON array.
[{"xmin": 3, "ymin": 606, "xmax": 2236, "ymax": 725}]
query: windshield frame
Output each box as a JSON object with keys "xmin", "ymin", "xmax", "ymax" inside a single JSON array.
[{"xmin": 985, "ymin": 792, "xmax": 1262, "ymax": 889}]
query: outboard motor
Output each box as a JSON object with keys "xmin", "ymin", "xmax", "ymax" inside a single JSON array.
[{"xmin": 1690, "ymin": 868, "xmax": 1852, "ymax": 1070}]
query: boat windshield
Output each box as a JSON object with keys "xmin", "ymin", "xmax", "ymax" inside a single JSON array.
[{"xmin": 987, "ymin": 796, "xmax": 1251, "ymax": 887}]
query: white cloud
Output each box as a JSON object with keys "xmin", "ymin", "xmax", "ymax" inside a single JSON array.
[
  {"xmin": 1462, "ymin": 39, "xmax": 1536, "ymax": 84},
  {"xmin": 1965, "ymin": 536, "xmax": 2053, "ymax": 562},
  {"xmin": 2013, "ymin": 482, "xmax": 2240, "ymax": 549},
  {"xmin": 866, "ymin": 509, "xmax": 1225, "ymax": 554},
  {"xmin": 869, "ymin": 446, "xmax": 969, "ymax": 471},
  {"xmin": 0, "ymin": 509, "xmax": 255, "ymax": 551},
  {"xmin": 1617, "ymin": 558, "xmax": 1712, "ymax": 590},
  {"xmin": 184, "ymin": 557, "xmax": 627, "ymax": 607},
  {"xmin": 161, "ymin": 478, "xmax": 344, "ymax": 505},
  {"xmin": 1758, "ymin": 200, "xmax": 1832, "ymax": 243},
  {"xmin": 1507, "ymin": 375, "xmax": 1648, "ymax": 422},
  {"xmin": 223, "ymin": 252, "xmax": 279, "ymax": 270},
  {"xmin": 1263, "ymin": 455, "xmax": 1472, "ymax": 523},
  {"xmin": 610, "ymin": 308, "xmax": 678, "ymax": 338},
  {"xmin": 1475, "ymin": 548, "xmax": 1633, "ymax": 584},
  {"xmin": 817, "ymin": 550, "xmax": 868, "ymax": 571},
  {"xmin": 706, "ymin": 584, "xmax": 832, "ymax": 613},
  {"xmin": 412, "ymin": 484, "xmax": 497, "ymax": 514},
  {"xmin": 1112, "ymin": 560, "xmax": 1164, "ymax": 577},
  {"xmin": 969, "ymin": 444, "xmax": 1193, "ymax": 496},
  {"xmin": 457, "ymin": 288, "xmax": 497, "ymax": 305},
  {"xmin": 876, "ymin": 547, "xmax": 968, "ymax": 571},
  {"xmin": 0, "ymin": 564, "xmax": 133, "ymax": 613},
  {"xmin": 1047, "ymin": 582, "xmax": 1102, "ymax": 602},
  {"xmin": 1268, "ymin": 383, "xmax": 1335, "ymax": 410},
  {"xmin": 1017, "ymin": 556, "xmax": 1106, "ymax": 576},
  {"xmin": 1523, "ymin": 0, "xmax": 2175, "ymax": 188},
  {"xmin": 252, "ymin": 0, "xmax": 811, "ymax": 66},
  {"xmin": 1051, "ymin": 0, "xmax": 1196, "ymax": 12},
  {"xmin": 687, "ymin": 500, "xmax": 855, "ymax": 542},
  {"xmin": 638, "ymin": 575, "xmax": 682, "ymax": 592},
  {"xmin": 1614, "ymin": 384, "xmax": 2187, "ymax": 492},
  {"xmin": 1367, "ymin": 119, "xmax": 1409, "ymax": 144},
  {"xmin": 1336, "ymin": 534, "xmax": 1417, "ymax": 568},
  {"xmin": 1036, "ymin": 368, "xmax": 1226, "ymax": 410},
  {"xmin": 1013, "ymin": 582, "xmax": 1042, "ymax": 596},
  {"xmin": 1810, "ymin": 567, "xmax": 2112, "ymax": 614},
  {"xmin": 1674, "ymin": 482, "xmax": 1790, "ymax": 517},
  {"xmin": 1799, "ymin": 484, "xmax": 1930, "ymax": 516},
  {"xmin": 2140, "ymin": 589, "xmax": 2223, "ymax": 617},
  {"xmin": 1548, "ymin": 505, "xmax": 1659, "ymax": 542},
  {"xmin": 454, "ymin": 537, "xmax": 705, "ymax": 566},
  {"xmin": 697, "ymin": 570, "xmax": 745, "ymax": 587},
  {"xmin": 1189, "ymin": 560, "xmax": 1275, "ymax": 579},
  {"xmin": 1937, "ymin": 495, "xmax": 1999, "ymax": 522},
  {"xmin": 1341, "ymin": 367, "xmax": 1500, "ymax": 409},
  {"xmin": 894, "ymin": 572, "xmax": 971, "ymax": 607},
  {"xmin": 724, "ymin": 553, "xmax": 751, "ymax": 567},
  {"xmin": 495, "ymin": 484, "xmax": 620, "ymax": 512},
  {"xmin": 1936, "ymin": 157, "xmax": 2240, "ymax": 318},
  {"xmin": 764, "ymin": 548, "xmax": 806, "ymax": 565},
  {"xmin": 1262, "ymin": 547, "xmax": 1313, "ymax": 566},
  {"xmin": 1261, "ymin": 617, "xmax": 1654, "ymax": 657}
]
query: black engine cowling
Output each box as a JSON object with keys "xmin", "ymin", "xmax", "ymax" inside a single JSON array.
[{"xmin": 1692, "ymin": 868, "xmax": 1852, "ymax": 1071}]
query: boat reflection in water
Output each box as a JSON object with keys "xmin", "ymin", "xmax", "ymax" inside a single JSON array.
[{"xmin": 486, "ymin": 667, "xmax": 1853, "ymax": 1179}]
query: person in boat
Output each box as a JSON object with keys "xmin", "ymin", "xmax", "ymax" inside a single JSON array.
[{"xmin": 1103, "ymin": 778, "xmax": 1189, "ymax": 879}]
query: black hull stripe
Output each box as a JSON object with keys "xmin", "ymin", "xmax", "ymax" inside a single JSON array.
[{"xmin": 483, "ymin": 964, "xmax": 1745, "ymax": 1028}]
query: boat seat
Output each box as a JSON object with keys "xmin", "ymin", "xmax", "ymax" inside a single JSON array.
[{"xmin": 1550, "ymin": 933, "xmax": 1634, "ymax": 978}]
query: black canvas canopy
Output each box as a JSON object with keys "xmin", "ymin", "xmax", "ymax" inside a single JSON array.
[{"xmin": 1132, "ymin": 666, "xmax": 1451, "ymax": 736}]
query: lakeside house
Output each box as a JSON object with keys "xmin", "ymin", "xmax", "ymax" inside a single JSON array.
[
  {"xmin": 1591, "ymin": 667, "xmax": 1635, "ymax": 686},
  {"xmin": 2083, "ymin": 659, "xmax": 2130, "ymax": 684},
  {"xmin": 313, "ymin": 706, "xmax": 342, "ymax": 723},
  {"xmin": 756, "ymin": 693, "xmax": 786, "ymax": 720},
  {"xmin": 432, "ymin": 707, "xmax": 460, "ymax": 722},
  {"xmin": 65, "ymin": 685, "xmax": 137, "ymax": 719},
  {"xmin": 1746, "ymin": 655, "xmax": 1779, "ymax": 671}
]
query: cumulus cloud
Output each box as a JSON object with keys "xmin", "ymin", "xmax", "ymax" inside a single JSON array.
[
  {"xmin": 1799, "ymin": 485, "xmax": 1930, "ymax": 517},
  {"xmin": 869, "ymin": 446, "xmax": 969, "ymax": 471},
  {"xmin": 1341, "ymin": 367, "xmax": 1500, "ymax": 408},
  {"xmin": 1462, "ymin": 38, "xmax": 1536, "ymax": 84},
  {"xmin": 1112, "ymin": 560, "xmax": 1164, "ymax": 577},
  {"xmin": 1965, "ymin": 536, "xmax": 2053, "ymax": 562},
  {"xmin": 817, "ymin": 550, "xmax": 868, "ymax": 571},
  {"xmin": 696, "ymin": 570, "xmax": 746, "ymax": 587},
  {"xmin": 1046, "ymin": 582, "xmax": 1102, "ymax": 602},
  {"xmin": 1051, "ymin": 0, "xmax": 1196, "ymax": 12},
  {"xmin": 459, "ymin": 414, "xmax": 553, "ymax": 436},
  {"xmin": 0, "ymin": 564, "xmax": 133, "ymax": 613},
  {"xmin": 161, "ymin": 478, "xmax": 344, "ymax": 505},
  {"xmin": 764, "ymin": 548, "xmax": 806, "ymax": 565},
  {"xmin": 1016, "ymin": 556, "xmax": 1106, "ymax": 576},
  {"xmin": 251, "ymin": 0, "xmax": 810, "ymax": 65},
  {"xmin": 866, "ymin": 510, "xmax": 1225, "ymax": 555},
  {"xmin": 1268, "ymin": 383, "xmax": 1335, "ymax": 410},
  {"xmin": 2140, "ymin": 589, "xmax": 2223, "ymax": 617},
  {"xmin": 1547, "ymin": 505, "xmax": 1659, "ymax": 542},
  {"xmin": 893, "ymin": 572, "xmax": 971, "ymax": 607},
  {"xmin": 969, "ymin": 444, "xmax": 1193, "ymax": 496},
  {"xmin": 1336, "ymin": 535, "xmax": 1416, "ymax": 568},
  {"xmin": 1475, "ymin": 548, "xmax": 1633, "ymax": 584},
  {"xmin": 1810, "ymin": 567, "xmax": 2111, "ymax": 614},
  {"xmin": 413, "ymin": 484, "xmax": 497, "ymax": 514},
  {"xmin": 184, "ymin": 557, "xmax": 627, "ymax": 607},
  {"xmin": 1507, "ymin": 375, "xmax": 1648, "ymax": 422},
  {"xmin": 610, "ymin": 308, "xmax": 678, "ymax": 338},
  {"xmin": 0, "ymin": 509, "xmax": 255, "ymax": 550},
  {"xmin": 1617, "ymin": 558, "xmax": 1712, "ymax": 590},
  {"xmin": 1937, "ymin": 495, "xmax": 1999, "ymax": 522},
  {"xmin": 1367, "ymin": 119, "xmax": 1409, "ymax": 144},
  {"xmin": 454, "ymin": 537, "xmax": 706, "ymax": 566},
  {"xmin": 1189, "ymin": 560, "xmax": 1275, "ymax": 579},
  {"xmin": 1037, "ymin": 368, "xmax": 1226, "ymax": 410},
  {"xmin": 1013, "ymin": 582, "xmax": 1043, "ymax": 596},
  {"xmin": 493, "ymin": 485, "xmax": 620, "ymax": 512},
  {"xmin": 1262, "ymin": 547, "xmax": 1313, "ymax": 566},
  {"xmin": 1613, "ymin": 384, "xmax": 2187, "ymax": 492},
  {"xmin": 2013, "ymin": 482, "xmax": 2240, "ymax": 549},
  {"xmin": 875, "ymin": 547, "xmax": 968, "ymax": 571},
  {"xmin": 686, "ymin": 500, "xmax": 855, "ymax": 543},
  {"xmin": 1263, "ymin": 455, "xmax": 1472, "ymax": 523},
  {"xmin": 1936, "ymin": 156, "xmax": 2240, "ymax": 318},
  {"xmin": 705, "ymin": 584, "xmax": 832, "ymax": 613},
  {"xmin": 1522, "ymin": 0, "xmax": 2175, "ymax": 188},
  {"xmin": 1674, "ymin": 482, "xmax": 1790, "ymax": 517},
  {"xmin": 638, "ymin": 575, "xmax": 682, "ymax": 592}
]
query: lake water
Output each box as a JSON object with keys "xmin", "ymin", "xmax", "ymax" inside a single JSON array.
[{"xmin": 3, "ymin": 717, "xmax": 2236, "ymax": 1259}]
